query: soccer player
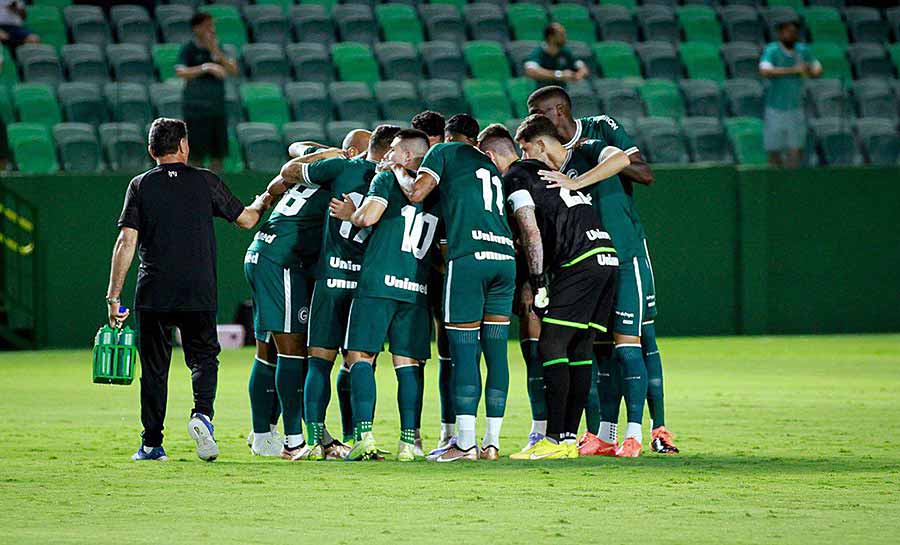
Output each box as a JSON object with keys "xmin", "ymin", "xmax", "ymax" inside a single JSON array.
[
  {"xmin": 527, "ymin": 86, "xmax": 679, "ymax": 455},
  {"xmin": 394, "ymin": 114, "xmax": 516, "ymax": 462},
  {"xmin": 329, "ymin": 129, "xmax": 438, "ymax": 461},
  {"xmin": 283, "ymin": 124, "xmax": 402, "ymax": 460},
  {"xmin": 479, "ymin": 121, "xmax": 621, "ymax": 459}
]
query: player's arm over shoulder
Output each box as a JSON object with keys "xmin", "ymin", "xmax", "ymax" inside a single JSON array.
[
  {"xmin": 402, "ymin": 144, "xmax": 445, "ymax": 203},
  {"xmin": 590, "ymin": 115, "xmax": 654, "ymax": 186},
  {"xmin": 352, "ymin": 171, "xmax": 392, "ymax": 227}
]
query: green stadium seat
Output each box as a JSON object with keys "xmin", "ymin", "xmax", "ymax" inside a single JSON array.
[
  {"xmin": 284, "ymin": 81, "xmax": 331, "ymax": 124},
  {"xmin": 331, "ymin": 42, "xmax": 380, "ymax": 85},
  {"xmin": 243, "ymin": 5, "xmax": 290, "ymax": 45},
  {"xmin": 62, "ymin": 44, "xmax": 107, "ymax": 85},
  {"xmin": 236, "ymin": 122, "xmax": 286, "ymax": 172},
  {"xmin": 33, "ymin": 0, "xmax": 72, "ymax": 8},
  {"xmin": 592, "ymin": 41, "xmax": 640, "ymax": 78},
  {"xmin": 0, "ymin": 86, "xmax": 12, "ymax": 124},
  {"xmin": 889, "ymin": 43, "xmax": 900, "ymax": 76},
  {"xmin": 854, "ymin": 118, "xmax": 899, "ymax": 166},
  {"xmin": 106, "ymin": 44, "xmax": 153, "ymax": 85},
  {"xmin": 550, "ymin": 4, "xmax": 595, "ymax": 43},
  {"xmin": 151, "ymin": 43, "xmax": 181, "ymax": 82},
  {"xmin": 720, "ymin": 6, "xmax": 764, "ymax": 45},
  {"xmin": 723, "ymin": 117, "xmax": 766, "ymax": 165},
  {"xmin": 110, "ymin": 5, "xmax": 154, "ymax": 47},
  {"xmin": 286, "ymin": 43, "xmax": 333, "ymax": 83},
  {"xmin": 566, "ymin": 40, "xmax": 593, "ymax": 73},
  {"xmin": 851, "ymin": 79, "xmax": 897, "ymax": 122},
  {"xmin": 156, "ymin": 5, "xmax": 193, "ymax": 44},
  {"xmin": 507, "ymin": 4, "xmax": 547, "ymax": 42},
  {"xmin": 804, "ymin": 78, "xmax": 849, "ymax": 119},
  {"xmin": 375, "ymin": 42, "xmax": 422, "ymax": 83},
  {"xmin": 149, "ymin": 81, "xmax": 183, "ymax": 120},
  {"xmin": 198, "ymin": 5, "xmax": 248, "ymax": 48},
  {"xmin": 98, "ymin": 122, "xmax": 149, "ymax": 171},
  {"xmin": 63, "ymin": 5, "xmax": 110, "ymax": 47},
  {"xmin": 332, "ymin": 5, "xmax": 377, "ymax": 45},
  {"xmin": 766, "ymin": 0, "xmax": 804, "ymax": 9},
  {"xmin": 598, "ymin": 0, "xmax": 635, "ymax": 8},
  {"xmin": 289, "ymin": 5, "xmax": 335, "ymax": 45},
  {"xmin": 679, "ymin": 79, "xmax": 722, "ymax": 117},
  {"xmin": 634, "ymin": 117, "xmax": 688, "ymax": 164},
  {"xmin": 505, "ymin": 77, "xmax": 535, "ymax": 118},
  {"xmin": 430, "ymin": 0, "xmax": 467, "ymax": 11},
  {"xmin": 848, "ymin": 44, "xmax": 894, "ymax": 80},
  {"xmin": 376, "ymin": 4, "xmax": 424, "ymax": 44},
  {"xmin": 419, "ymin": 4, "xmax": 466, "ymax": 43},
  {"xmin": 6, "ymin": 123, "xmax": 59, "ymax": 174},
  {"xmin": 642, "ymin": 0, "xmax": 677, "ymax": 7},
  {"xmin": 104, "ymin": 82, "xmax": 151, "ymax": 127},
  {"xmin": 374, "ymin": 80, "xmax": 422, "ymax": 121},
  {"xmin": 635, "ymin": 41, "xmax": 680, "ymax": 80},
  {"xmin": 25, "ymin": 6, "xmax": 67, "ymax": 50},
  {"xmin": 594, "ymin": 78, "xmax": 644, "ymax": 119},
  {"xmin": 677, "ymin": 6, "xmax": 722, "ymax": 45},
  {"xmin": 809, "ymin": 117, "xmax": 860, "ymax": 166},
  {"xmin": 0, "ymin": 47, "xmax": 17, "ymax": 86},
  {"xmin": 634, "ymin": 6, "xmax": 678, "ymax": 44},
  {"xmin": 224, "ymin": 81, "xmax": 242, "ymax": 128},
  {"xmin": 639, "ymin": 79, "xmax": 684, "ymax": 119},
  {"xmin": 591, "ymin": 5, "xmax": 637, "ymax": 43},
  {"xmin": 326, "ymin": 120, "xmax": 360, "ymax": 147},
  {"xmin": 255, "ymin": 0, "xmax": 295, "ymax": 12},
  {"xmin": 330, "ymin": 81, "xmax": 378, "ymax": 124},
  {"xmin": 58, "ymin": 82, "xmax": 106, "ymax": 125},
  {"xmin": 506, "ymin": 40, "xmax": 539, "ymax": 77},
  {"xmin": 166, "ymin": 0, "xmax": 200, "ymax": 8},
  {"xmin": 680, "ymin": 116, "xmax": 730, "ymax": 163},
  {"xmin": 760, "ymin": 6, "xmax": 798, "ymax": 43},
  {"xmin": 679, "ymin": 42, "xmax": 726, "ymax": 82},
  {"xmin": 418, "ymin": 78, "xmax": 466, "ymax": 114},
  {"xmin": 242, "ymin": 43, "xmax": 290, "ymax": 85},
  {"xmin": 53, "ymin": 122, "xmax": 101, "ymax": 171},
  {"xmin": 463, "ymin": 79, "xmax": 512, "ymax": 124},
  {"xmin": 463, "ymin": 4, "xmax": 509, "ymax": 43},
  {"xmin": 12, "ymin": 83, "xmax": 61, "ymax": 129},
  {"xmin": 420, "ymin": 41, "xmax": 466, "ymax": 81},
  {"xmin": 299, "ymin": 0, "xmax": 338, "ymax": 12},
  {"xmin": 463, "ymin": 41, "xmax": 512, "ymax": 81},
  {"xmin": 803, "ymin": 7, "xmax": 848, "ymax": 46},
  {"xmin": 283, "ymin": 121, "xmax": 327, "ymax": 147},
  {"xmin": 843, "ymin": 7, "xmax": 888, "ymax": 45},
  {"xmin": 240, "ymin": 82, "xmax": 291, "ymax": 126},
  {"xmin": 723, "ymin": 78, "xmax": 763, "ymax": 118},
  {"xmin": 888, "ymin": 7, "xmax": 900, "ymax": 42},
  {"xmin": 721, "ymin": 42, "xmax": 761, "ymax": 80},
  {"xmin": 566, "ymin": 80, "xmax": 597, "ymax": 118},
  {"xmin": 809, "ymin": 43, "xmax": 851, "ymax": 82},
  {"xmin": 16, "ymin": 44, "xmax": 62, "ymax": 86}
]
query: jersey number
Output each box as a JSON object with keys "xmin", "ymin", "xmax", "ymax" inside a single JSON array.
[
  {"xmin": 476, "ymin": 168, "xmax": 504, "ymax": 216},
  {"xmin": 273, "ymin": 186, "xmax": 318, "ymax": 216},
  {"xmin": 559, "ymin": 188, "xmax": 592, "ymax": 207},
  {"xmin": 400, "ymin": 206, "xmax": 439, "ymax": 260},
  {"xmin": 339, "ymin": 192, "xmax": 369, "ymax": 243}
]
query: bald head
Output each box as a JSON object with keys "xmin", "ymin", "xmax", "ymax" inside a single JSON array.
[{"xmin": 342, "ymin": 129, "xmax": 372, "ymax": 158}]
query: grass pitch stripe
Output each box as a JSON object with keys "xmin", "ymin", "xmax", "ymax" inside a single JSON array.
[
  {"xmin": 542, "ymin": 357, "xmax": 569, "ymax": 367},
  {"xmin": 562, "ymin": 247, "xmax": 616, "ymax": 268},
  {"xmin": 542, "ymin": 317, "xmax": 589, "ymax": 329}
]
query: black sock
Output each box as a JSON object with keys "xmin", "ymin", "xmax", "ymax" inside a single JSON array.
[
  {"xmin": 564, "ymin": 364, "xmax": 593, "ymax": 437},
  {"xmin": 542, "ymin": 359, "xmax": 569, "ymax": 440}
]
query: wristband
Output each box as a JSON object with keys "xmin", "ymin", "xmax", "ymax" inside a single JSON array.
[{"xmin": 529, "ymin": 274, "xmax": 546, "ymax": 291}]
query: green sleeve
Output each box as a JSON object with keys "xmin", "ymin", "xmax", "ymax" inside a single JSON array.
[
  {"xmin": 562, "ymin": 48, "xmax": 577, "ymax": 70},
  {"xmin": 525, "ymin": 47, "xmax": 542, "ymax": 66},
  {"xmin": 418, "ymin": 145, "xmax": 446, "ymax": 184},
  {"xmin": 598, "ymin": 115, "xmax": 638, "ymax": 154},
  {"xmin": 800, "ymin": 44, "xmax": 817, "ymax": 64},
  {"xmin": 581, "ymin": 140, "xmax": 608, "ymax": 164},
  {"xmin": 302, "ymin": 157, "xmax": 346, "ymax": 187},
  {"xmin": 367, "ymin": 170, "xmax": 394, "ymax": 206},
  {"xmin": 760, "ymin": 43, "xmax": 776, "ymax": 65},
  {"xmin": 176, "ymin": 44, "xmax": 190, "ymax": 67}
]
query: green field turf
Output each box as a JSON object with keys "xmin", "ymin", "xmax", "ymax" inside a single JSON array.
[{"xmin": 1, "ymin": 335, "xmax": 899, "ymax": 544}]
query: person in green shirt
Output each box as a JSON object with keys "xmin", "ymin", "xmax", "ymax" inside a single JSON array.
[
  {"xmin": 524, "ymin": 23, "xmax": 589, "ymax": 88},
  {"xmin": 759, "ymin": 18, "xmax": 823, "ymax": 168}
]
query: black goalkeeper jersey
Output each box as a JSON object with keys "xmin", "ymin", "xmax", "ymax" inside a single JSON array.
[{"xmin": 503, "ymin": 159, "xmax": 616, "ymax": 272}]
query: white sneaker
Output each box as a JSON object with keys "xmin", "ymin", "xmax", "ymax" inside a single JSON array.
[
  {"xmin": 413, "ymin": 438, "xmax": 425, "ymax": 458},
  {"xmin": 188, "ymin": 413, "xmax": 219, "ymax": 462},
  {"xmin": 250, "ymin": 431, "xmax": 283, "ymax": 457}
]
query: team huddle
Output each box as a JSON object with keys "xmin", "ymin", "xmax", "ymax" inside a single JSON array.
[{"xmin": 243, "ymin": 85, "xmax": 679, "ymax": 462}]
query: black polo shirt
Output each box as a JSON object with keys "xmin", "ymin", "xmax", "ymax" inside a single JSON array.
[
  {"xmin": 117, "ymin": 162, "xmax": 244, "ymax": 312},
  {"xmin": 177, "ymin": 40, "xmax": 226, "ymax": 117}
]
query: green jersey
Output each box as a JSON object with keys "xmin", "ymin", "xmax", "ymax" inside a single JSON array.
[
  {"xmin": 418, "ymin": 142, "xmax": 515, "ymax": 262},
  {"xmin": 247, "ymin": 185, "xmax": 330, "ymax": 268},
  {"xmin": 525, "ymin": 45, "xmax": 583, "ymax": 88},
  {"xmin": 301, "ymin": 156, "xmax": 377, "ymax": 281},
  {"xmin": 561, "ymin": 140, "xmax": 646, "ymax": 262},
  {"xmin": 357, "ymin": 170, "xmax": 440, "ymax": 306},
  {"xmin": 759, "ymin": 42, "xmax": 818, "ymax": 110},
  {"xmin": 569, "ymin": 115, "xmax": 639, "ymax": 157}
]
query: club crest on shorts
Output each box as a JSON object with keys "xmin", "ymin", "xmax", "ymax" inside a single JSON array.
[{"xmin": 298, "ymin": 306, "xmax": 309, "ymax": 324}]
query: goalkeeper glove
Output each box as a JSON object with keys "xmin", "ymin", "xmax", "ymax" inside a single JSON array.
[{"xmin": 529, "ymin": 273, "xmax": 549, "ymax": 316}]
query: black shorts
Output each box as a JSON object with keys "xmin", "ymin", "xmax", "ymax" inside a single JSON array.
[
  {"xmin": 185, "ymin": 114, "xmax": 228, "ymax": 161},
  {"xmin": 543, "ymin": 252, "xmax": 617, "ymax": 334}
]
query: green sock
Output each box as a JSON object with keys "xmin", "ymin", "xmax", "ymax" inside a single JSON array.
[
  {"xmin": 413, "ymin": 363, "xmax": 424, "ymax": 431},
  {"xmin": 438, "ymin": 355, "xmax": 455, "ymax": 424},
  {"xmin": 350, "ymin": 361, "xmax": 376, "ymax": 432},
  {"xmin": 395, "ymin": 365, "xmax": 419, "ymax": 444},
  {"xmin": 642, "ymin": 323, "xmax": 665, "ymax": 428},
  {"xmin": 447, "ymin": 327, "xmax": 481, "ymax": 416},
  {"xmin": 248, "ymin": 357, "xmax": 276, "ymax": 434},
  {"xmin": 275, "ymin": 355, "xmax": 305, "ymax": 436},
  {"xmin": 336, "ymin": 367, "xmax": 353, "ymax": 442},
  {"xmin": 480, "ymin": 322, "xmax": 509, "ymax": 418},
  {"xmin": 595, "ymin": 343, "xmax": 622, "ymax": 424},
  {"xmin": 583, "ymin": 357, "xmax": 601, "ymax": 435},
  {"xmin": 304, "ymin": 356, "xmax": 333, "ymax": 444},
  {"xmin": 617, "ymin": 345, "xmax": 647, "ymax": 425},
  {"xmin": 521, "ymin": 339, "xmax": 547, "ymax": 421}
]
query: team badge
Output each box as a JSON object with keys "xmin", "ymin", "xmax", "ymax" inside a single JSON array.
[{"xmin": 298, "ymin": 306, "xmax": 309, "ymax": 324}]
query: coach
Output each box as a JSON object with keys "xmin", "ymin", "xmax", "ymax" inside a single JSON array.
[{"xmin": 105, "ymin": 118, "xmax": 269, "ymax": 462}]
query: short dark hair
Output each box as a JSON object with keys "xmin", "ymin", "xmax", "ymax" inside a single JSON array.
[
  {"xmin": 526, "ymin": 85, "xmax": 572, "ymax": 113},
  {"xmin": 148, "ymin": 117, "xmax": 187, "ymax": 157},
  {"xmin": 369, "ymin": 124, "xmax": 403, "ymax": 155},
  {"xmin": 515, "ymin": 114, "xmax": 562, "ymax": 144},
  {"xmin": 411, "ymin": 111, "xmax": 445, "ymax": 138},
  {"xmin": 544, "ymin": 22, "xmax": 563, "ymax": 41},
  {"xmin": 191, "ymin": 12, "xmax": 212, "ymax": 28},
  {"xmin": 445, "ymin": 113, "xmax": 480, "ymax": 141},
  {"xmin": 477, "ymin": 123, "xmax": 517, "ymax": 155},
  {"xmin": 775, "ymin": 18, "xmax": 800, "ymax": 31},
  {"xmin": 394, "ymin": 128, "xmax": 431, "ymax": 151}
]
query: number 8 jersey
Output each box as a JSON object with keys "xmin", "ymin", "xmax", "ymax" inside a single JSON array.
[
  {"xmin": 247, "ymin": 184, "xmax": 330, "ymax": 269},
  {"xmin": 418, "ymin": 142, "xmax": 516, "ymax": 262}
]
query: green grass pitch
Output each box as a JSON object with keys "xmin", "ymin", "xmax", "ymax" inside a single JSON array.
[{"xmin": 2, "ymin": 335, "xmax": 899, "ymax": 544}]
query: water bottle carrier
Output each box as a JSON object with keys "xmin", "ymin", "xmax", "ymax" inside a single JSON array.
[{"xmin": 92, "ymin": 325, "xmax": 138, "ymax": 385}]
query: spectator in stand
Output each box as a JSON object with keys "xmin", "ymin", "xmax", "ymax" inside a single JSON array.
[
  {"xmin": 759, "ymin": 18, "xmax": 823, "ymax": 168},
  {"xmin": 0, "ymin": 0, "xmax": 39, "ymax": 48},
  {"xmin": 175, "ymin": 13, "xmax": 238, "ymax": 174},
  {"xmin": 524, "ymin": 23, "xmax": 589, "ymax": 88}
]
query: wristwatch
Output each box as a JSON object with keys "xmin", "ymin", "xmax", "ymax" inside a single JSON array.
[
  {"xmin": 554, "ymin": 70, "xmax": 563, "ymax": 79},
  {"xmin": 106, "ymin": 296, "xmax": 120, "ymax": 305}
]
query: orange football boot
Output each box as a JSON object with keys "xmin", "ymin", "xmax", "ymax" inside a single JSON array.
[
  {"xmin": 577, "ymin": 432, "xmax": 617, "ymax": 456},
  {"xmin": 615, "ymin": 437, "xmax": 642, "ymax": 458},
  {"xmin": 650, "ymin": 426, "xmax": 680, "ymax": 454}
]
